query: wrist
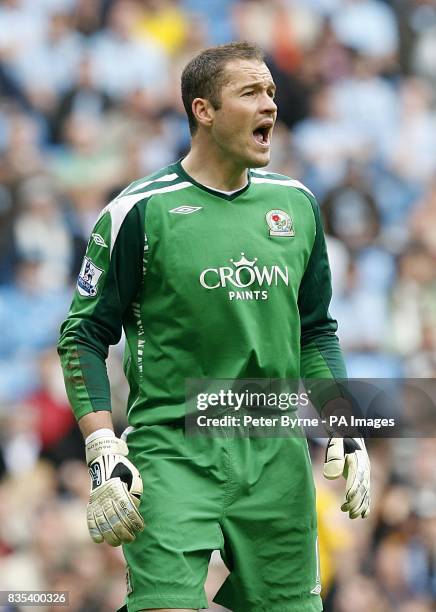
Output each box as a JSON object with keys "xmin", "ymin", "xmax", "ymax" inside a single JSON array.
[{"xmin": 78, "ymin": 411, "xmax": 114, "ymax": 440}]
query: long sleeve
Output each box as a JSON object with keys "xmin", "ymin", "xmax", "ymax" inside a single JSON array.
[
  {"xmin": 298, "ymin": 193, "xmax": 347, "ymax": 381},
  {"xmin": 57, "ymin": 202, "xmax": 145, "ymax": 421}
]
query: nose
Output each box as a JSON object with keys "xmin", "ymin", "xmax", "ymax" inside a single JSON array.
[{"xmin": 261, "ymin": 92, "xmax": 277, "ymax": 115}]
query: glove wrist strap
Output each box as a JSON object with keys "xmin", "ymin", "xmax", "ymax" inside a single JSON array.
[{"xmin": 85, "ymin": 434, "xmax": 128, "ymax": 464}]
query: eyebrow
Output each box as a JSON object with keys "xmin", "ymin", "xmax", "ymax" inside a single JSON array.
[{"xmin": 239, "ymin": 81, "xmax": 276, "ymax": 92}]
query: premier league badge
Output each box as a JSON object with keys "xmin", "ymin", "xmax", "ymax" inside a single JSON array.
[
  {"xmin": 266, "ymin": 209, "xmax": 295, "ymax": 237},
  {"xmin": 77, "ymin": 257, "xmax": 104, "ymax": 297}
]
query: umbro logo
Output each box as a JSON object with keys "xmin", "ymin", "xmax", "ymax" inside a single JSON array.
[
  {"xmin": 91, "ymin": 233, "xmax": 108, "ymax": 248},
  {"xmin": 169, "ymin": 205, "xmax": 202, "ymax": 215}
]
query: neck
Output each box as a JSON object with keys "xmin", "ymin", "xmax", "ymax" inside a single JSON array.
[{"xmin": 182, "ymin": 137, "xmax": 248, "ymax": 192}]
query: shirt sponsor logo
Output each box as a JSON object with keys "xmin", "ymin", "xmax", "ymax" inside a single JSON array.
[
  {"xmin": 169, "ymin": 205, "xmax": 202, "ymax": 214},
  {"xmin": 199, "ymin": 252, "xmax": 289, "ymax": 301},
  {"xmin": 266, "ymin": 209, "xmax": 294, "ymax": 237},
  {"xmin": 77, "ymin": 257, "xmax": 104, "ymax": 297}
]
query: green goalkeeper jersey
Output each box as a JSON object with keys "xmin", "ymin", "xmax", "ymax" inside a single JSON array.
[{"xmin": 58, "ymin": 161, "xmax": 346, "ymax": 425}]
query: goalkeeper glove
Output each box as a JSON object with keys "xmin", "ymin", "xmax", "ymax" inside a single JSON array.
[
  {"xmin": 323, "ymin": 437, "xmax": 370, "ymax": 519},
  {"xmin": 85, "ymin": 430, "xmax": 144, "ymax": 546}
]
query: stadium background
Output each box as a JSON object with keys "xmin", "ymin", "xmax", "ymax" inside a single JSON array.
[{"xmin": 0, "ymin": 0, "xmax": 435, "ymax": 610}]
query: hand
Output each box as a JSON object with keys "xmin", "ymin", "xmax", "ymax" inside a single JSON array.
[
  {"xmin": 323, "ymin": 437, "xmax": 370, "ymax": 519},
  {"xmin": 85, "ymin": 432, "xmax": 144, "ymax": 546}
]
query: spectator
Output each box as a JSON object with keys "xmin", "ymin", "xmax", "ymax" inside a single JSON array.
[
  {"xmin": 293, "ymin": 83, "xmax": 370, "ymax": 195},
  {"xmin": 88, "ymin": 0, "xmax": 169, "ymax": 101},
  {"xmin": 49, "ymin": 112, "xmax": 124, "ymax": 236},
  {"xmin": 385, "ymin": 77, "xmax": 436, "ymax": 185},
  {"xmin": 331, "ymin": 0, "xmax": 399, "ymax": 63},
  {"xmin": 14, "ymin": 175, "xmax": 73, "ymax": 289},
  {"xmin": 10, "ymin": 10, "xmax": 84, "ymax": 116},
  {"xmin": 50, "ymin": 53, "xmax": 113, "ymax": 143},
  {"xmin": 330, "ymin": 51, "xmax": 399, "ymax": 159},
  {"xmin": 133, "ymin": 0, "xmax": 189, "ymax": 55}
]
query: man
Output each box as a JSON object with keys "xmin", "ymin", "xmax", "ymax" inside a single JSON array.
[{"xmin": 58, "ymin": 42, "xmax": 370, "ymax": 612}]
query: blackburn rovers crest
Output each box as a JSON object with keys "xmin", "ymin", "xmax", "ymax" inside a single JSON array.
[{"xmin": 266, "ymin": 209, "xmax": 294, "ymax": 237}]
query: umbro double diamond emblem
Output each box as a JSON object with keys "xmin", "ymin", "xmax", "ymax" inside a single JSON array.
[{"xmin": 169, "ymin": 206, "xmax": 203, "ymax": 214}]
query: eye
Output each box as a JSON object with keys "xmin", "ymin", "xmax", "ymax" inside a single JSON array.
[{"xmin": 243, "ymin": 90, "xmax": 255, "ymax": 96}]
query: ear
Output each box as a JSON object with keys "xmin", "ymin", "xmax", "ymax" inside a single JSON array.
[{"xmin": 191, "ymin": 97, "xmax": 215, "ymax": 129}]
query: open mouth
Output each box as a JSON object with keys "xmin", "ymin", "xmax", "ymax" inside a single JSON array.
[{"xmin": 252, "ymin": 123, "xmax": 272, "ymax": 147}]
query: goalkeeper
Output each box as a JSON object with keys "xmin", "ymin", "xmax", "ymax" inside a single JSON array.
[{"xmin": 58, "ymin": 42, "xmax": 370, "ymax": 612}]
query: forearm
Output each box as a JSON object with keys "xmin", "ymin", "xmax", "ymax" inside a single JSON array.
[
  {"xmin": 58, "ymin": 337, "xmax": 113, "ymax": 420},
  {"xmin": 300, "ymin": 337, "xmax": 347, "ymax": 417},
  {"xmin": 300, "ymin": 334, "xmax": 347, "ymax": 380},
  {"xmin": 78, "ymin": 411, "xmax": 114, "ymax": 440}
]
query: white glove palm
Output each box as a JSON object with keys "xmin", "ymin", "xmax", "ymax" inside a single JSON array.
[
  {"xmin": 323, "ymin": 437, "xmax": 370, "ymax": 519},
  {"xmin": 86, "ymin": 433, "xmax": 144, "ymax": 546}
]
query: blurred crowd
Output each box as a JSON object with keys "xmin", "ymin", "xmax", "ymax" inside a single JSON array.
[{"xmin": 0, "ymin": 0, "xmax": 435, "ymax": 610}]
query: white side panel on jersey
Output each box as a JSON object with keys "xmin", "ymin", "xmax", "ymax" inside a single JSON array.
[
  {"xmin": 105, "ymin": 181, "xmax": 192, "ymax": 254},
  {"xmin": 251, "ymin": 176, "xmax": 314, "ymax": 197}
]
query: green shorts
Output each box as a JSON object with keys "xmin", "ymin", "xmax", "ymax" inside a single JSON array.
[{"xmin": 119, "ymin": 425, "xmax": 322, "ymax": 612}]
